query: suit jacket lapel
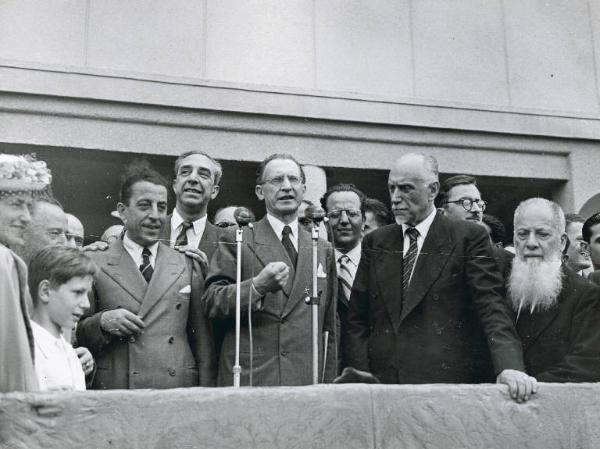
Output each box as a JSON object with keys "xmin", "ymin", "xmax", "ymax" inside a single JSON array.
[
  {"xmin": 199, "ymin": 221, "xmax": 219, "ymax": 258},
  {"xmin": 253, "ymin": 217, "xmax": 294, "ymax": 298},
  {"xmin": 374, "ymin": 225, "xmax": 405, "ymax": 330},
  {"xmin": 138, "ymin": 243, "xmax": 185, "ymax": 318},
  {"xmin": 159, "ymin": 214, "xmax": 173, "ymax": 247},
  {"xmin": 282, "ymin": 227, "xmax": 312, "ymax": 317},
  {"xmin": 401, "ymin": 215, "xmax": 455, "ymax": 323},
  {"xmin": 103, "ymin": 240, "xmax": 147, "ymax": 306}
]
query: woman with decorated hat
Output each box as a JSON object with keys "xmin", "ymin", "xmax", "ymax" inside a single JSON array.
[{"xmin": 0, "ymin": 153, "xmax": 52, "ymax": 392}]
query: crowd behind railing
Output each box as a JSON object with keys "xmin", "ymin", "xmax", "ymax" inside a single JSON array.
[{"xmin": 2, "ymin": 151, "xmax": 600, "ymax": 405}]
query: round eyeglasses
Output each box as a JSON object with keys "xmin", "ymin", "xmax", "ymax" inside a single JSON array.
[{"xmin": 442, "ymin": 198, "xmax": 487, "ymax": 212}]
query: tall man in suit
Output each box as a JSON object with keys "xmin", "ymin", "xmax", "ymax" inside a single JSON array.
[
  {"xmin": 76, "ymin": 162, "xmax": 215, "ymax": 389},
  {"xmin": 320, "ymin": 184, "xmax": 365, "ymax": 367},
  {"xmin": 203, "ymin": 153, "xmax": 337, "ymax": 386},
  {"xmin": 161, "ymin": 151, "xmax": 223, "ymax": 269},
  {"xmin": 344, "ymin": 153, "xmax": 536, "ymax": 402},
  {"xmin": 509, "ymin": 198, "xmax": 600, "ymax": 382}
]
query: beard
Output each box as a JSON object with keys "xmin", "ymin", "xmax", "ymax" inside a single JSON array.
[{"xmin": 508, "ymin": 255, "xmax": 563, "ymax": 318}]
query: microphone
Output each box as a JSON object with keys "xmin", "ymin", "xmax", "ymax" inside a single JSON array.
[
  {"xmin": 304, "ymin": 205, "xmax": 328, "ymax": 224},
  {"xmin": 234, "ymin": 207, "xmax": 254, "ymax": 228}
]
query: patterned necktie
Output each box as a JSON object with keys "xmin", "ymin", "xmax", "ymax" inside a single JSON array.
[
  {"xmin": 281, "ymin": 225, "xmax": 297, "ymax": 267},
  {"xmin": 140, "ymin": 247, "xmax": 154, "ymax": 283},
  {"xmin": 402, "ymin": 227, "xmax": 420, "ymax": 293},
  {"xmin": 338, "ymin": 254, "xmax": 353, "ymax": 302},
  {"xmin": 174, "ymin": 221, "xmax": 193, "ymax": 247}
]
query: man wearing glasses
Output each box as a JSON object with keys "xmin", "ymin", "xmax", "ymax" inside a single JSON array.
[
  {"xmin": 203, "ymin": 153, "xmax": 338, "ymax": 386},
  {"xmin": 161, "ymin": 151, "xmax": 223, "ymax": 272},
  {"xmin": 320, "ymin": 184, "xmax": 365, "ymax": 367}
]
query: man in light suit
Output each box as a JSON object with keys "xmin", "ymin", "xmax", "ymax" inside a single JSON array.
[
  {"xmin": 161, "ymin": 151, "xmax": 223, "ymax": 268},
  {"xmin": 76, "ymin": 162, "xmax": 215, "ymax": 389},
  {"xmin": 344, "ymin": 153, "xmax": 536, "ymax": 402},
  {"xmin": 203, "ymin": 153, "xmax": 337, "ymax": 386}
]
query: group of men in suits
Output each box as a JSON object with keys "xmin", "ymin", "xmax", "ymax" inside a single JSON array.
[{"xmin": 73, "ymin": 150, "xmax": 600, "ymax": 399}]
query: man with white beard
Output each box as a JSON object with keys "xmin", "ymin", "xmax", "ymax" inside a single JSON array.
[{"xmin": 509, "ymin": 198, "xmax": 600, "ymax": 382}]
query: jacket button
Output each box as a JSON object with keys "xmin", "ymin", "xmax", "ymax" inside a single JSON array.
[
  {"xmin": 176, "ymin": 303, "xmax": 182, "ymax": 310},
  {"xmin": 433, "ymin": 294, "xmax": 439, "ymax": 301},
  {"xmin": 441, "ymin": 362, "xmax": 449, "ymax": 370},
  {"xmin": 436, "ymin": 329, "xmax": 442, "ymax": 336},
  {"xmin": 168, "ymin": 368, "xmax": 176, "ymax": 376},
  {"xmin": 129, "ymin": 336, "xmax": 136, "ymax": 343},
  {"xmin": 281, "ymin": 351, "xmax": 287, "ymax": 357},
  {"xmin": 168, "ymin": 336, "xmax": 174, "ymax": 344}
]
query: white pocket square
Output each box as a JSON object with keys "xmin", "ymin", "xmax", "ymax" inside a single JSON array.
[
  {"xmin": 178, "ymin": 285, "xmax": 191, "ymax": 294},
  {"xmin": 317, "ymin": 263, "xmax": 327, "ymax": 278}
]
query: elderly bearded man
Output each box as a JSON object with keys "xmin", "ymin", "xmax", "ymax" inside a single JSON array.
[{"xmin": 509, "ymin": 198, "xmax": 600, "ymax": 382}]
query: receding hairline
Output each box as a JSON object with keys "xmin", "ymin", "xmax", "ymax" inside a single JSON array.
[
  {"xmin": 389, "ymin": 153, "xmax": 439, "ymax": 182},
  {"xmin": 514, "ymin": 198, "xmax": 565, "ymax": 233}
]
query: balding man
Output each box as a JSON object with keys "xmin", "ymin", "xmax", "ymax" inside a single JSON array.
[
  {"xmin": 509, "ymin": 198, "xmax": 600, "ymax": 382},
  {"xmin": 344, "ymin": 153, "xmax": 536, "ymax": 402},
  {"xmin": 66, "ymin": 213, "xmax": 85, "ymax": 248}
]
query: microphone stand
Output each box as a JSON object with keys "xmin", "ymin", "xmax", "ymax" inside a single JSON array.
[
  {"xmin": 304, "ymin": 211, "xmax": 326, "ymax": 385},
  {"xmin": 233, "ymin": 225, "xmax": 243, "ymax": 388}
]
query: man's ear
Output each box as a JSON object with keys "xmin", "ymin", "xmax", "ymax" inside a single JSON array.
[
  {"xmin": 211, "ymin": 184, "xmax": 220, "ymax": 200},
  {"xmin": 560, "ymin": 233, "xmax": 568, "ymax": 253},
  {"xmin": 429, "ymin": 181, "xmax": 440, "ymax": 201},
  {"xmin": 255, "ymin": 184, "xmax": 264, "ymax": 201},
  {"xmin": 38, "ymin": 279, "xmax": 52, "ymax": 305},
  {"xmin": 116, "ymin": 202, "xmax": 127, "ymax": 223}
]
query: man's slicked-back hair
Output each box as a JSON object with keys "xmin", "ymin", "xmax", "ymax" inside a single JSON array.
[
  {"xmin": 28, "ymin": 246, "xmax": 97, "ymax": 307},
  {"xmin": 256, "ymin": 153, "xmax": 306, "ymax": 185},
  {"xmin": 394, "ymin": 153, "xmax": 439, "ymax": 183},
  {"xmin": 320, "ymin": 183, "xmax": 366, "ymax": 213},
  {"xmin": 437, "ymin": 174, "xmax": 477, "ymax": 206},
  {"xmin": 582, "ymin": 212, "xmax": 600, "ymax": 244},
  {"xmin": 364, "ymin": 197, "xmax": 394, "ymax": 227},
  {"xmin": 514, "ymin": 198, "xmax": 565, "ymax": 234},
  {"xmin": 174, "ymin": 150, "xmax": 223, "ymax": 186},
  {"xmin": 120, "ymin": 160, "xmax": 168, "ymax": 205}
]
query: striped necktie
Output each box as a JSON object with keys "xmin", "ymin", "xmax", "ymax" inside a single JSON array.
[
  {"xmin": 402, "ymin": 227, "xmax": 419, "ymax": 293},
  {"xmin": 174, "ymin": 221, "xmax": 193, "ymax": 247},
  {"xmin": 140, "ymin": 247, "xmax": 154, "ymax": 283},
  {"xmin": 338, "ymin": 254, "xmax": 353, "ymax": 302},
  {"xmin": 281, "ymin": 225, "xmax": 297, "ymax": 267}
]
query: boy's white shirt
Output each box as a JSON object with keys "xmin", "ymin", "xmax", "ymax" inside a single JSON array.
[{"xmin": 31, "ymin": 320, "xmax": 86, "ymax": 391}]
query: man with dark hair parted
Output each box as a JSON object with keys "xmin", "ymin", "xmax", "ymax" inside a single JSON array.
[{"xmin": 76, "ymin": 161, "xmax": 216, "ymax": 389}]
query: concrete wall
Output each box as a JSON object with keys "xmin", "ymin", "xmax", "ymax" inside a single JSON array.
[
  {"xmin": 1, "ymin": 384, "xmax": 600, "ymax": 449},
  {"xmin": 1, "ymin": 0, "xmax": 599, "ymax": 117}
]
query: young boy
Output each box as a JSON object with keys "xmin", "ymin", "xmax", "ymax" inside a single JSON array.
[{"xmin": 28, "ymin": 246, "xmax": 96, "ymax": 391}]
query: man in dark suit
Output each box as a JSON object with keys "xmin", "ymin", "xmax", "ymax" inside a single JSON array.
[
  {"xmin": 76, "ymin": 162, "xmax": 215, "ymax": 389},
  {"xmin": 160, "ymin": 151, "xmax": 223, "ymax": 268},
  {"xmin": 509, "ymin": 198, "xmax": 600, "ymax": 382},
  {"xmin": 344, "ymin": 153, "xmax": 536, "ymax": 402},
  {"xmin": 203, "ymin": 153, "xmax": 337, "ymax": 386},
  {"xmin": 320, "ymin": 184, "xmax": 365, "ymax": 368}
]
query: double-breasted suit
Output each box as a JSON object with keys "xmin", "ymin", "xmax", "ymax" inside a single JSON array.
[
  {"xmin": 344, "ymin": 213, "xmax": 525, "ymax": 384},
  {"xmin": 515, "ymin": 266, "xmax": 600, "ymax": 382},
  {"xmin": 202, "ymin": 216, "xmax": 338, "ymax": 386},
  {"xmin": 76, "ymin": 240, "xmax": 216, "ymax": 389}
]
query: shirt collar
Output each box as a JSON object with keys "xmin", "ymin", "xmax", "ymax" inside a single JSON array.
[
  {"xmin": 172, "ymin": 208, "xmax": 207, "ymax": 235},
  {"xmin": 401, "ymin": 207, "xmax": 437, "ymax": 238},
  {"xmin": 335, "ymin": 242, "xmax": 362, "ymax": 267},
  {"xmin": 123, "ymin": 232, "xmax": 159, "ymax": 256},
  {"xmin": 266, "ymin": 214, "xmax": 299, "ymax": 239},
  {"xmin": 31, "ymin": 320, "xmax": 66, "ymax": 355}
]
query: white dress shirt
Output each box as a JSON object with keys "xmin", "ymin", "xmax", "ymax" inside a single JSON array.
[
  {"xmin": 266, "ymin": 214, "xmax": 299, "ymax": 251},
  {"xmin": 401, "ymin": 207, "xmax": 437, "ymax": 281},
  {"xmin": 335, "ymin": 243, "xmax": 362, "ymax": 282},
  {"xmin": 123, "ymin": 233, "xmax": 158, "ymax": 269},
  {"xmin": 32, "ymin": 321, "xmax": 86, "ymax": 391},
  {"xmin": 170, "ymin": 209, "xmax": 207, "ymax": 248}
]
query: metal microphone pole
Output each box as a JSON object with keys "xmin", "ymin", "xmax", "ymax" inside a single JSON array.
[
  {"xmin": 233, "ymin": 225, "xmax": 242, "ymax": 387},
  {"xmin": 304, "ymin": 206, "xmax": 327, "ymax": 385},
  {"xmin": 232, "ymin": 208, "xmax": 254, "ymax": 388}
]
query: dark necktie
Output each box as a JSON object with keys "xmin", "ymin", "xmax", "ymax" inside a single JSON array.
[
  {"xmin": 338, "ymin": 254, "xmax": 353, "ymax": 302},
  {"xmin": 140, "ymin": 247, "xmax": 154, "ymax": 283},
  {"xmin": 402, "ymin": 227, "xmax": 420, "ymax": 293},
  {"xmin": 174, "ymin": 221, "xmax": 193, "ymax": 247},
  {"xmin": 281, "ymin": 225, "xmax": 297, "ymax": 268}
]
